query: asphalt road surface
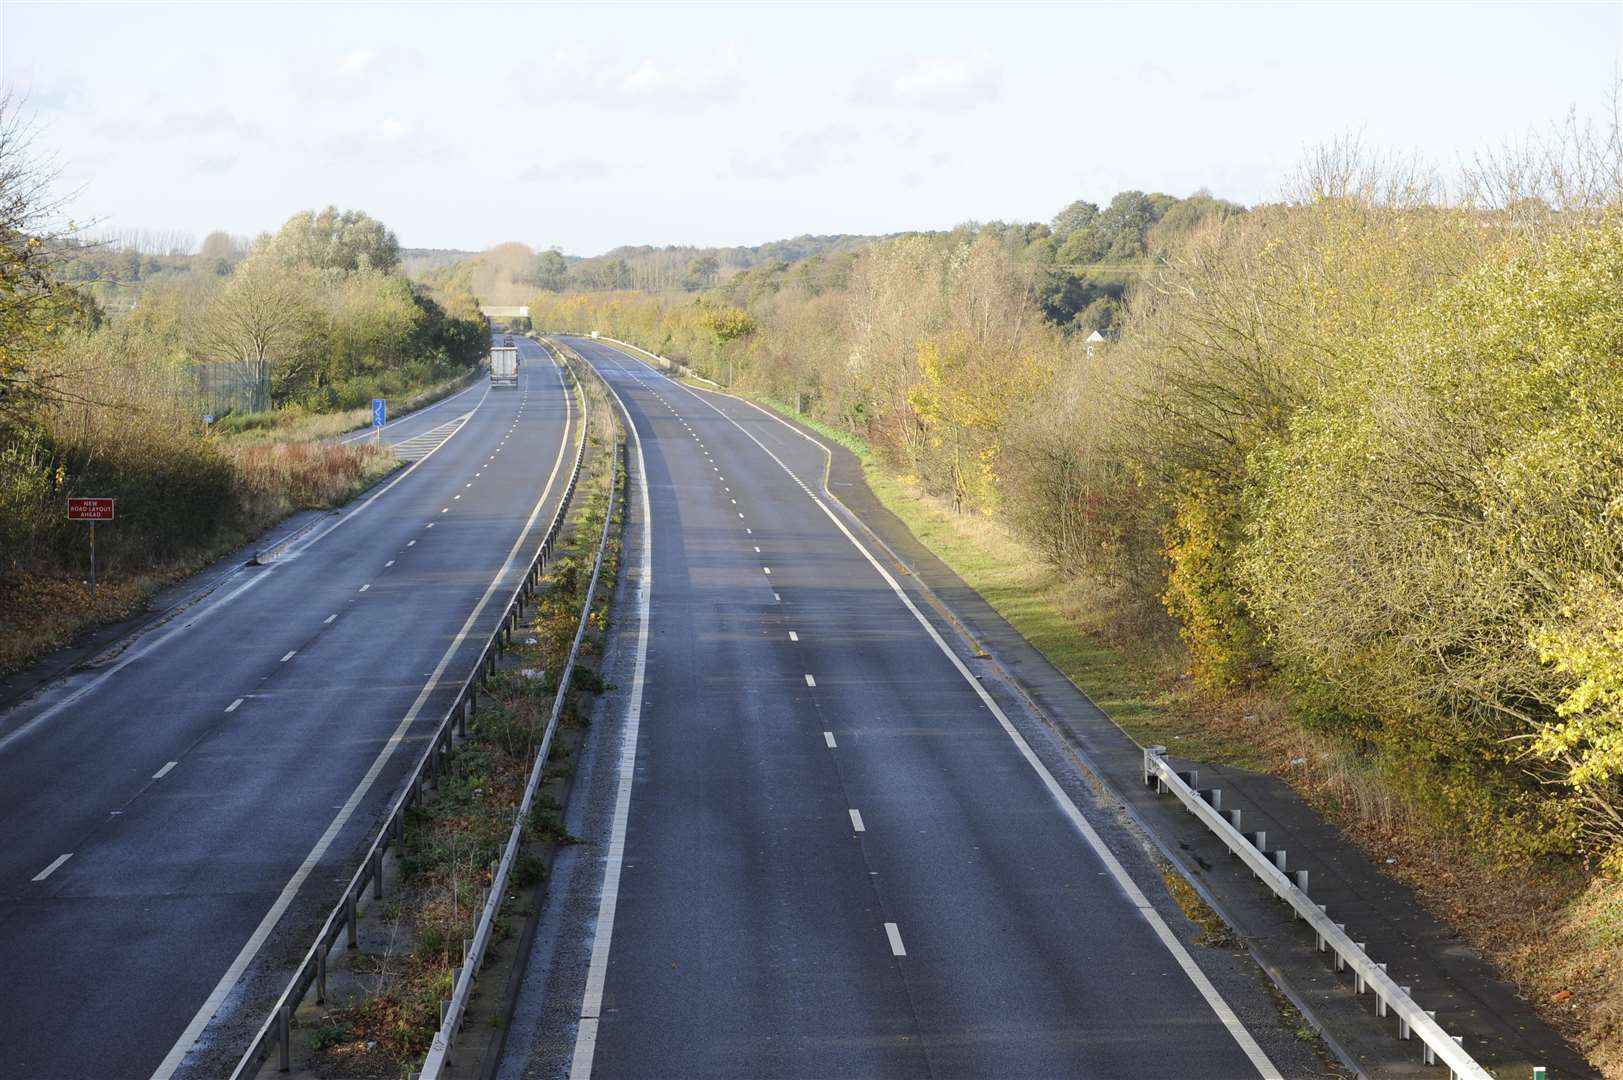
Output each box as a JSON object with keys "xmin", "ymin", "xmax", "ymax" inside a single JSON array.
[
  {"xmin": 508, "ymin": 337, "xmax": 1289, "ymax": 1080},
  {"xmin": 0, "ymin": 336, "xmax": 577, "ymax": 1080}
]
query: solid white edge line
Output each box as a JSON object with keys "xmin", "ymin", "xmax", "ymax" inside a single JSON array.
[
  {"xmin": 569, "ymin": 365, "xmax": 652, "ymax": 1080},
  {"xmin": 32, "ymin": 853, "xmax": 71, "ymax": 881},
  {"xmin": 885, "ymin": 922, "xmax": 906, "ymax": 957},
  {"xmin": 155, "ymin": 356, "xmax": 577, "ymax": 1080},
  {"xmin": 623, "ymin": 346, "xmax": 1284, "ymax": 1080}
]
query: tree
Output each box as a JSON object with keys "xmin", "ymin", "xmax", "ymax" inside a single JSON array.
[
  {"xmin": 683, "ymin": 255, "xmax": 719, "ymax": 290},
  {"xmin": 1050, "ymin": 200, "xmax": 1099, "ymax": 241},
  {"xmin": 197, "ymin": 230, "xmax": 240, "ymax": 276},
  {"xmin": 533, "ymin": 249, "xmax": 569, "ymax": 291},
  {"xmin": 0, "ymin": 92, "xmax": 90, "ymax": 429},
  {"xmin": 263, "ymin": 206, "xmax": 400, "ymax": 274},
  {"xmin": 190, "ymin": 255, "xmax": 323, "ymax": 406}
]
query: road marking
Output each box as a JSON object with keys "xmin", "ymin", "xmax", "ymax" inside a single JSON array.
[
  {"xmin": 773, "ymin": 592, "xmax": 780, "ymax": 602},
  {"xmin": 804, "ymin": 674, "xmax": 816, "ymax": 687},
  {"xmin": 426, "ymin": 522, "xmax": 435, "ymax": 529},
  {"xmin": 225, "ymin": 698, "xmax": 243, "ymax": 713},
  {"xmin": 763, "ymin": 567, "xmax": 771, "ymax": 575},
  {"xmin": 465, "ymin": 482, "xmax": 472, "ymax": 488},
  {"xmin": 738, "ymin": 513, "xmax": 744, "ymax": 519},
  {"xmin": 885, "ymin": 922, "xmax": 906, "ymax": 956},
  {"xmin": 745, "ymin": 528, "xmax": 752, "ymax": 534},
  {"xmin": 32, "ymin": 854, "xmax": 71, "ymax": 882},
  {"xmin": 660, "ymin": 364, "xmax": 1283, "ymax": 1080},
  {"xmin": 358, "ymin": 584, "xmax": 371, "ymax": 593},
  {"xmin": 407, "ymin": 539, "xmax": 417, "ymax": 546},
  {"xmin": 280, "ymin": 651, "xmax": 296, "ymax": 662},
  {"xmin": 163, "ymin": 352, "xmax": 579, "ymax": 1080},
  {"xmin": 441, "ymin": 507, "xmax": 449, "ymax": 513},
  {"xmin": 571, "ymin": 368, "xmax": 652, "ymax": 1080},
  {"xmin": 824, "ymin": 731, "xmax": 837, "ymax": 748},
  {"xmin": 789, "ymin": 631, "xmax": 798, "ymax": 641},
  {"xmin": 324, "ymin": 614, "xmax": 337, "ymax": 624},
  {"xmin": 385, "ymin": 560, "xmax": 395, "ymax": 568},
  {"xmin": 849, "ymin": 809, "xmax": 866, "ymax": 832},
  {"xmin": 153, "ymin": 761, "xmax": 178, "ymax": 779},
  {"xmin": 453, "ymin": 494, "xmax": 461, "ymax": 500}
]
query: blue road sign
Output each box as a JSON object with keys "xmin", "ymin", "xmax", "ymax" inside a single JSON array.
[{"xmin": 372, "ymin": 399, "xmax": 387, "ymax": 429}]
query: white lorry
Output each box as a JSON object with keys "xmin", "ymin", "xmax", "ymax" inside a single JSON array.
[{"xmin": 489, "ymin": 346, "xmax": 519, "ymax": 388}]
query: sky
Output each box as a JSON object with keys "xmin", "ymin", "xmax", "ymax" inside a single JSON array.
[{"xmin": 3, "ymin": 1, "xmax": 1620, "ymax": 255}]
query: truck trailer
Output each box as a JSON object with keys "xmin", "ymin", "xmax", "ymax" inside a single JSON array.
[{"xmin": 489, "ymin": 346, "xmax": 519, "ymax": 387}]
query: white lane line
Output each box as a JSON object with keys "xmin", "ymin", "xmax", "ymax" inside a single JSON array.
[
  {"xmin": 788, "ymin": 631, "xmax": 798, "ymax": 641},
  {"xmin": 754, "ymin": 546, "xmax": 761, "ymax": 553},
  {"xmin": 804, "ymin": 674, "xmax": 816, "ymax": 687},
  {"xmin": 441, "ymin": 507, "xmax": 449, "ymax": 513},
  {"xmin": 664, "ymin": 368, "xmax": 1283, "ymax": 1080},
  {"xmin": 746, "ymin": 527, "xmax": 752, "ymax": 534},
  {"xmin": 407, "ymin": 539, "xmax": 417, "ymax": 546},
  {"xmin": 885, "ymin": 922, "xmax": 906, "ymax": 957},
  {"xmin": 571, "ymin": 369, "xmax": 652, "ymax": 1080},
  {"xmin": 161, "ymin": 352, "xmax": 580, "ymax": 1080},
  {"xmin": 738, "ymin": 513, "xmax": 744, "ymax": 519},
  {"xmin": 280, "ymin": 651, "xmax": 296, "ymax": 662},
  {"xmin": 824, "ymin": 731, "xmax": 837, "ymax": 748},
  {"xmin": 453, "ymin": 494, "xmax": 461, "ymax": 500},
  {"xmin": 32, "ymin": 853, "xmax": 72, "ymax": 882},
  {"xmin": 426, "ymin": 522, "xmax": 436, "ymax": 529},
  {"xmin": 384, "ymin": 560, "xmax": 395, "ymax": 568},
  {"xmin": 224, "ymin": 698, "xmax": 243, "ymax": 713},
  {"xmin": 153, "ymin": 761, "xmax": 178, "ymax": 779},
  {"xmin": 773, "ymin": 593, "xmax": 780, "ymax": 602},
  {"xmin": 849, "ymin": 809, "xmax": 866, "ymax": 833},
  {"xmin": 324, "ymin": 614, "xmax": 337, "ymax": 624},
  {"xmin": 358, "ymin": 584, "xmax": 371, "ymax": 593},
  {"xmin": 763, "ymin": 567, "xmax": 771, "ymax": 575}
]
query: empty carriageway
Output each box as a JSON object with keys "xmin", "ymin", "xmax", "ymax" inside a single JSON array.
[
  {"xmin": 0, "ymin": 336, "xmax": 578, "ymax": 1080},
  {"xmin": 496, "ymin": 336, "xmax": 1304, "ymax": 1080}
]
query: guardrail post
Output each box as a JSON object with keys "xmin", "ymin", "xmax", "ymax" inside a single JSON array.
[
  {"xmin": 1271, "ymin": 849, "xmax": 1287, "ymax": 872},
  {"xmin": 317, "ymin": 946, "xmax": 327, "ymax": 1004},
  {"xmin": 1398, "ymin": 987, "xmax": 1413, "ymax": 1038},
  {"xmin": 346, "ymin": 892, "xmax": 358, "ymax": 949},
  {"xmin": 1142, "ymin": 745, "xmax": 1166, "ymax": 790},
  {"xmin": 372, "ymin": 850, "xmax": 384, "ymax": 900},
  {"xmin": 1423, "ymin": 1013, "xmax": 1439, "ymax": 1063},
  {"xmin": 277, "ymin": 1004, "xmax": 291, "ymax": 1071}
]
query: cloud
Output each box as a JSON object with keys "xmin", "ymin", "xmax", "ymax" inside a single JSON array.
[
  {"xmin": 152, "ymin": 110, "xmax": 257, "ymax": 139},
  {"xmin": 733, "ymin": 126, "xmax": 862, "ymax": 179},
  {"xmin": 336, "ymin": 47, "xmax": 375, "ymax": 80},
  {"xmin": 859, "ymin": 58, "xmax": 1001, "ymax": 112},
  {"xmin": 524, "ymin": 48, "xmax": 740, "ymax": 111},
  {"xmin": 193, "ymin": 155, "xmax": 238, "ymax": 176},
  {"xmin": 519, "ymin": 158, "xmax": 613, "ymax": 183}
]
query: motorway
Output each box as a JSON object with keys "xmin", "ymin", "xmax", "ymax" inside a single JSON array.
[
  {"xmin": 0, "ymin": 336, "xmax": 577, "ymax": 1080},
  {"xmin": 500, "ymin": 338, "xmax": 1294, "ymax": 1079}
]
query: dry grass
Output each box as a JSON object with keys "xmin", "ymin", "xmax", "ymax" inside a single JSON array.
[{"xmin": 1, "ymin": 440, "xmax": 397, "ymax": 680}]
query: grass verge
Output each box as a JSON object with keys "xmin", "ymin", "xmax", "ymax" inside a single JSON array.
[{"xmin": 213, "ymin": 368, "xmax": 480, "ymax": 444}]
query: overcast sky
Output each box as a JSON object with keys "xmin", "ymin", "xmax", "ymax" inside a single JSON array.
[{"xmin": 3, "ymin": 1, "xmax": 1619, "ymax": 255}]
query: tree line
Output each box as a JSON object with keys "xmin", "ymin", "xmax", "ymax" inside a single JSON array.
[{"xmin": 526, "ymin": 151, "xmax": 1623, "ymax": 878}]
